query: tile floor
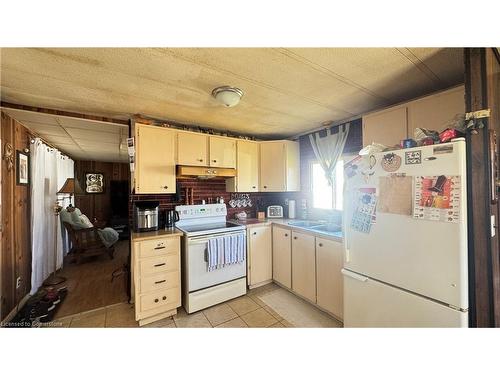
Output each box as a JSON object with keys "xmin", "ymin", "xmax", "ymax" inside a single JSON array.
[{"xmin": 46, "ymin": 282, "xmax": 342, "ymax": 328}]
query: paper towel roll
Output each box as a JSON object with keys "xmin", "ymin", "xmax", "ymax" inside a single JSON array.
[{"xmin": 288, "ymin": 200, "xmax": 296, "ymax": 219}]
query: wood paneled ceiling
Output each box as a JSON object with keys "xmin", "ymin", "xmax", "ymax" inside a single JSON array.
[{"xmin": 0, "ymin": 48, "xmax": 463, "ymax": 139}]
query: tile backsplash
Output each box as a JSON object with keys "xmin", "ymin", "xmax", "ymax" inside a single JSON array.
[{"xmin": 129, "ymin": 177, "xmax": 303, "ymax": 227}]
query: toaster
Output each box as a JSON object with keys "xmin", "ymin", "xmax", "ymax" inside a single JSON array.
[{"xmin": 267, "ymin": 205, "xmax": 284, "ymax": 218}]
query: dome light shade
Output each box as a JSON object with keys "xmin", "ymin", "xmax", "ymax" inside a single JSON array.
[{"xmin": 212, "ymin": 86, "xmax": 244, "ymax": 107}]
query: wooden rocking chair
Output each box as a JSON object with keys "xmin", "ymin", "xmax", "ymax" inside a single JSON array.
[{"xmin": 63, "ymin": 222, "xmax": 115, "ymax": 263}]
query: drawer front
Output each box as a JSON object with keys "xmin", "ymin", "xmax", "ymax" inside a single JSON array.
[
  {"xmin": 139, "ymin": 253, "xmax": 179, "ymax": 276},
  {"xmin": 137, "ymin": 237, "xmax": 179, "ymax": 258},
  {"xmin": 140, "ymin": 287, "xmax": 180, "ymax": 312},
  {"xmin": 139, "ymin": 271, "xmax": 180, "ymax": 294}
]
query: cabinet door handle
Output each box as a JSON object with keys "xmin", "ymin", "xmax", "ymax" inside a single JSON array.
[
  {"xmin": 252, "ymin": 186, "xmax": 256, "ymax": 189},
  {"xmin": 212, "ymin": 159, "xmax": 217, "ymax": 163},
  {"xmin": 162, "ymin": 296, "xmax": 167, "ymax": 301},
  {"xmin": 263, "ymin": 185, "xmax": 267, "ymax": 189},
  {"xmin": 198, "ymin": 158, "xmax": 203, "ymax": 162},
  {"xmin": 154, "ymin": 263, "xmax": 166, "ymax": 267},
  {"xmin": 253, "ymin": 232, "xmax": 257, "ymax": 235},
  {"xmin": 293, "ymin": 236, "xmax": 298, "ymax": 240},
  {"xmin": 154, "ymin": 298, "xmax": 159, "ymax": 303},
  {"xmin": 155, "ymin": 280, "xmax": 166, "ymax": 284},
  {"xmin": 284, "ymin": 233, "xmax": 288, "ymax": 237},
  {"xmin": 163, "ymin": 186, "xmax": 168, "ymax": 189},
  {"xmin": 154, "ymin": 246, "xmax": 165, "ymax": 250},
  {"xmin": 318, "ymin": 243, "xmax": 323, "ymax": 247}
]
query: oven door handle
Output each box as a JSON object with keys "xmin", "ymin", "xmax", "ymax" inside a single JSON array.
[
  {"xmin": 188, "ymin": 231, "xmax": 246, "ymax": 244},
  {"xmin": 204, "ymin": 248, "xmax": 208, "ymax": 263}
]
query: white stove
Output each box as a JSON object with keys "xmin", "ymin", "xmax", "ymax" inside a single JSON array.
[{"xmin": 175, "ymin": 204, "xmax": 247, "ymax": 313}]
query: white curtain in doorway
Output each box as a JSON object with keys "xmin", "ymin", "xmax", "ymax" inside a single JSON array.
[{"xmin": 30, "ymin": 138, "xmax": 74, "ymax": 294}]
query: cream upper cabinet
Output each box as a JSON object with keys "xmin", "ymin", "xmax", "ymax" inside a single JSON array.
[
  {"xmin": 248, "ymin": 225, "xmax": 272, "ymax": 288},
  {"xmin": 407, "ymin": 85, "xmax": 465, "ymax": 135},
  {"xmin": 362, "ymin": 106, "xmax": 407, "ymax": 147},
  {"xmin": 272, "ymin": 226, "xmax": 292, "ymax": 289},
  {"xmin": 260, "ymin": 140, "xmax": 300, "ymax": 192},
  {"xmin": 134, "ymin": 123, "xmax": 176, "ymax": 194},
  {"xmin": 209, "ymin": 136, "xmax": 236, "ymax": 168},
  {"xmin": 291, "ymin": 231, "xmax": 316, "ymax": 302},
  {"xmin": 226, "ymin": 140, "xmax": 259, "ymax": 192},
  {"xmin": 362, "ymin": 86, "xmax": 465, "ymax": 147},
  {"xmin": 316, "ymin": 238, "xmax": 343, "ymax": 319},
  {"xmin": 177, "ymin": 132, "xmax": 208, "ymax": 166}
]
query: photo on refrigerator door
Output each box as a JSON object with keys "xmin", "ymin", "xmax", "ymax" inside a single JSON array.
[{"xmin": 413, "ymin": 175, "xmax": 461, "ymax": 223}]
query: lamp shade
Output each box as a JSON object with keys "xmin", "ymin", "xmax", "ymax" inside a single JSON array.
[{"xmin": 58, "ymin": 178, "xmax": 77, "ymax": 194}]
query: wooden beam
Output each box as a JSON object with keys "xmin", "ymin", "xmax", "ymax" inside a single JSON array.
[{"xmin": 464, "ymin": 47, "xmax": 500, "ymax": 327}]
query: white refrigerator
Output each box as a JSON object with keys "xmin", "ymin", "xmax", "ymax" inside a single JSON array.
[{"xmin": 342, "ymin": 138, "xmax": 468, "ymax": 327}]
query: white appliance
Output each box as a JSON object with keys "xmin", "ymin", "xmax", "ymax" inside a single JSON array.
[
  {"xmin": 175, "ymin": 204, "xmax": 247, "ymax": 313},
  {"xmin": 267, "ymin": 205, "xmax": 283, "ymax": 218},
  {"xmin": 343, "ymin": 139, "xmax": 468, "ymax": 327}
]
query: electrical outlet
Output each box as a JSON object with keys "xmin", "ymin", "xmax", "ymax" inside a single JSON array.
[{"xmin": 16, "ymin": 277, "xmax": 21, "ymax": 289}]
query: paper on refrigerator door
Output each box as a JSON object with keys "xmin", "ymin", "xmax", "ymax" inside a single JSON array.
[
  {"xmin": 413, "ymin": 175, "xmax": 461, "ymax": 223},
  {"xmin": 378, "ymin": 176, "xmax": 413, "ymax": 216},
  {"xmin": 350, "ymin": 187, "xmax": 377, "ymax": 233}
]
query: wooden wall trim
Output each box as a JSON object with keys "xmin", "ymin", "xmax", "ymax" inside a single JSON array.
[{"xmin": 465, "ymin": 47, "xmax": 500, "ymax": 327}]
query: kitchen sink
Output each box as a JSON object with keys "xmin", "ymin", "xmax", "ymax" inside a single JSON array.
[
  {"xmin": 287, "ymin": 220, "xmax": 324, "ymax": 228},
  {"xmin": 310, "ymin": 224, "xmax": 342, "ymax": 233},
  {"xmin": 287, "ymin": 220, "xmax": 342, "ymax": 237}
]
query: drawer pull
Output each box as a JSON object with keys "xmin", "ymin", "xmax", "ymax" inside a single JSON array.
[
  {"xmin": 154, "ymin": 298, "xmax": 159, "ymax": 303},
  {"xmin": 154, "ymin": 246, "xmax": 166, "ymax": 250},
  {"xmin": 284, "ymin": 233, "xmax": 288, "ymax": 237},
  {"xmin": 155, "ymin": 279, "xmax": 166, "ymax": 284},
  {"xmin": 318, "ymin": 243, "xmax": 323, "ymax": 247},
  {"xmin": 293, "ymin": 236, "xmax": 298, "ymax": 240},
  {"xmin": 154, "ymin": 263, "xmax": 166, "ymax": 267},
  {"xmin": 253, "ymin": 232, "xmax": 257, "ymax": 235},
  {"xmin": 162, "ymin": 296, "xmax": 167, "ymax": 301}
]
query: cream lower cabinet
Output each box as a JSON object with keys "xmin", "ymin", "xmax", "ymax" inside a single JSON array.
[
  {"xmin": 291, "ymin": 231, "xmax": 316, "ymax": 303},
  {"xmin": 177, "ymin": 132, "xmax": 208, "ymax": 166},
  {"xmin": 316, "ymin": 238, "xmax": 343, "ymax": 319},
  {"xmin": 226, "ymin": 140, "xmax": 259, "ymax": 192},
  {"xmin": 134, "ymin": 123, "xmax": 176, "ymax": 194},
  {"xmin": 209, "ymin": 136, "xmax": 236, "ymax": 168},
  {"xmin": 132, "ymin": 234, "xmax": 182, "ymax": 326},
  {"xmin": 247, "ymin": 225, "xmax": 272, "ymax": 288},
  {"xmin": 260, "ymin": 140, "xmax": 300, "ymax": 192},
  {"xmin": 272, "ymin": 226, "xmax": 291, "ymax": 288}
]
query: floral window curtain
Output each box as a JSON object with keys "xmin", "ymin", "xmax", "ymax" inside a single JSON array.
[{"xmin": 309, "ymin": 123, "xmax": 350, "ymax": 186}]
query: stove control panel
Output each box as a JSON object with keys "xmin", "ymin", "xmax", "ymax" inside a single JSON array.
[{"xmin": 175, "ymin": 203, "xmax": 227, "ymax": 220}]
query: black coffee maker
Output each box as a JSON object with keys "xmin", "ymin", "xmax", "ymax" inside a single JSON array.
[{"xmin": 165, "ymin": 209, "xmax": 180, "ymax": 228}]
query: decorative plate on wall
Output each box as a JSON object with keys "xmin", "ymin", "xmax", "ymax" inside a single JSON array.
[{"xmin": 85, "ymin": 172, "xmax": 104, "ymax": 194}]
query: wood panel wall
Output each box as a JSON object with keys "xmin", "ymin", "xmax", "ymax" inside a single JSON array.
[
  {"xmin": 1, "ymin": 111, "xmax": 32, "ymax": 320},
  {"xmin": 74, "ymin": 160, "xmax": 129, "ymax": 223}
]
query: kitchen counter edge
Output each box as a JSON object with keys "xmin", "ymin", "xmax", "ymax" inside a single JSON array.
[{"xmin": 131, "ymin": 228, "xmax": 184, "ymax": 241}]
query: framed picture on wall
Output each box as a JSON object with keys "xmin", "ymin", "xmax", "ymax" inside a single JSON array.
[
  {"xmin": 85, "ymin": 172, "xmax": 105, "ymax": 194},
  {"xmin": 16, "ymin": 151, "xmax": 29, "ymax": 185}
]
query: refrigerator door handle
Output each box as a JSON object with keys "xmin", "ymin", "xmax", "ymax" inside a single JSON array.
[{"xmin": 341, "ymin": 268, "xmax": 369, "ymax": 282}]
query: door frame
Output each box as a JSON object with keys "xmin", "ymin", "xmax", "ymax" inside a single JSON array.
[{"xmin": 465, "ymin": 47, "xmax": 500, "ymax": 327}]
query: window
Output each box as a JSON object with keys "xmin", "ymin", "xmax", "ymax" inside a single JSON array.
[{"xmin": 311, "ymin": 159, "xmax": 344, "ymax": 210}]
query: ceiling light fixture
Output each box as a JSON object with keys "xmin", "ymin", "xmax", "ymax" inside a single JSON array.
[{"xmin": 211, "ymin": 86, "xmax": 244, "ymax": 107}]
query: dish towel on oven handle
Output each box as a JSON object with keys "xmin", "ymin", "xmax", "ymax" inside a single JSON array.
[{"xmin": 207, "ymin": 232, "xmax": 246, "ymax": 272}]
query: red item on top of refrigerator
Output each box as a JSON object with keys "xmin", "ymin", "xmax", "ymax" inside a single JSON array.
[{"xmin": 439, "ymin": 128, "xmax": 460, "ymax": 143}]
